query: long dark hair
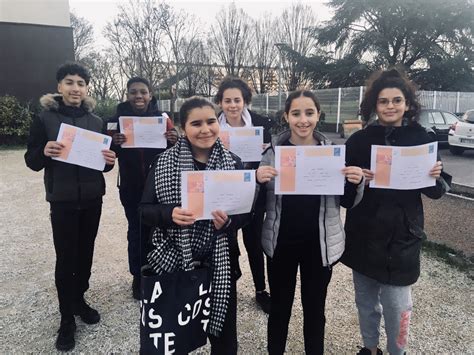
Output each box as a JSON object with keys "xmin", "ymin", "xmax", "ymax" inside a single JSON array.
[{"xmin": 360, "ymin": 68, "xmax": 421, "ymax": 123}]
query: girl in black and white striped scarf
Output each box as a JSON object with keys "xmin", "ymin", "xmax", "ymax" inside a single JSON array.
[{"xmin": 140, "ymin": 97, "xmax": 249, "ymax": 353}]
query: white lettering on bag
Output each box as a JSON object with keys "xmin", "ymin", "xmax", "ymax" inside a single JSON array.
[
  {"xmin": 150, "ymin": 281, "xmax": 163, "ymax": 303},
  {"xmin": 148, "ymin": 308, "xmax": 163, "ymax": 329},
  {"xmin": 149, "ymin": 332, "xmax": 176, "ymax": 354}
]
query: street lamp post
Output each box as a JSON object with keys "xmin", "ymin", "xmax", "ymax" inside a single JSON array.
[{"xmin": 274, "ymin": 43, "xmax": 286, "ymax": 110}]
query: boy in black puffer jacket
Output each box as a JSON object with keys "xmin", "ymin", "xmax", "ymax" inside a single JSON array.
[{"xmin": 25, "ymin": 62, "xmax": 116, "ymax": 351}]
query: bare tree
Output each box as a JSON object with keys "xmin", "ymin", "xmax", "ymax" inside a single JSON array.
[
  {"xmin": 104, "ymin": 0, "xmax": 166, "ymax": 94},
  {"xmin": 80, "ymin": 52, "xmax": 122, "ymax": 101},
  {"xmin": 247, "ymin": 15, "xmax": 278, "ymax": 93},
  {"xmin": 276, "ymin": 4, "xmax": 318, "ymax": 90},
  {"xmin": 210, "ymin": 3, "xmax": 253, "ymax": 77},
  {"xmin": 70, "ymin": 11, "xmax": 94, "ymax": 60},
  {"xmin": 154, "ymin": 2, "xmax": 200, "ymax": 100}
]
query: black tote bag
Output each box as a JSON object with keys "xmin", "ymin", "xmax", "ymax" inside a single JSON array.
[{"xmin": 139, "ymin": 264, "xmax": 212, "ymax": 354}]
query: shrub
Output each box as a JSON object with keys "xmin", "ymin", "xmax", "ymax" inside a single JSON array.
[
  {"xmin": 94, "ymin": 98, "xmax": 119, "ymax": 120},
  {"xmin": 0, "ymin": 95, "xmax": 33, "ymax": 145}
]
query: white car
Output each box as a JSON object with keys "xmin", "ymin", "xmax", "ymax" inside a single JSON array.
[{"xmin": 448, "ymin": 109, "xmax": 474, "ymax": 155}]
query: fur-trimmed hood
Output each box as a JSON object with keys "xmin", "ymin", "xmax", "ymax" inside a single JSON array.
[{"xmin": 39, "ymin": 93, "xmax": 96, "ymax": 113}]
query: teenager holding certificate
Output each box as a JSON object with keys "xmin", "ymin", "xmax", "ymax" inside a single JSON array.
[
  {"xmin": 140, "ymin": 97, "xmax": 249, "ymax": 354},
  {"xmin": 215, "ymin": 76, "xmax": 274, "ymax": 314},
  {"xmin": 256, "ymin": 90, "xmax": 364, "ymax": 354},
  {"xmin": 342, "ymin": 69, "xmax": 451, "ymax": 355},
  {"xmin": 108, "ymin": 77, "xmax": 178, "ymax": 300},
  {"xmin": 24, "ymin": 63, "xmax": 116, "ymax": 351}
]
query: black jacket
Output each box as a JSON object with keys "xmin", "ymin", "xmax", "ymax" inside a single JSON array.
[
  {"xmin": 24, "ymin": 94, "xmax": 113, "ymax": 203},
  {"xmin": 108, "ymin": 97, "xmax": 175, "ymax": 204},
  {"xmin": 342, "ymin": 123, "xmax": 450, "ymax": 286}
]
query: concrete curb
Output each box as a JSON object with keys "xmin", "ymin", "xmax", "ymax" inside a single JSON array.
[{"xmin": 451, "ymin": 182, "xmax": 474, "ymax": 197}]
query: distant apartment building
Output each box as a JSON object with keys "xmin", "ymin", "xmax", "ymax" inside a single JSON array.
[{"xmin": 0, "ymin": 0, "xmax": 74, "ymax": 104}]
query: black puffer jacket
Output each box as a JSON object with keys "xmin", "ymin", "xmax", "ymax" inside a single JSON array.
[
  {"xmin": 24, "ymin": 94, "xmax": 113, "ymax": 202},
  {"xmin": 342, "ymin": 122, "xmax": 451, "ymax": 286},
  {"xmin": 108, "ymin": 97, "xmax": 175, "ymax": 204}
]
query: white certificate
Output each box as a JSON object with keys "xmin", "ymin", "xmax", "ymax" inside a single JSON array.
[
  {"xmin": 219, "ymin": 127, "xmax": 264, "ymax": 162},
  {"xmin": 119, "ymin": 116, "xmax": 166, "ymax": 148},
  {"xmin": 275, "ymin": 145, "xmax": 346, "ymax": 195},
  {"xmin": 53, "ymin": 123, "xmax": 111, "ymax": 171},
  {"xmin": 369, "ymin": 142, "xmax": 438, "ymax": 190},
  {"xmin": 181, "ymin": 170, "xmax": 256, "ymax": 220}
]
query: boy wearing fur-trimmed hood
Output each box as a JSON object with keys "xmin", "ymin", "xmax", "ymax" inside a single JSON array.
[{"xmin": 24, "ymin": 62, "xmax": 116, "ymax": 352}]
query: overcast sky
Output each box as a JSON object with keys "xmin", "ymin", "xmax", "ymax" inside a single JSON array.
[{"xmin": 69, "ymin": 0, "xmax": 333, "ymax": 49}]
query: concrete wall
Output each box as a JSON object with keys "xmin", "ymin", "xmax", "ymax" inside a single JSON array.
[{"xmin": 0, "ymin": 0, "xmax": 73, "ymax": 104}]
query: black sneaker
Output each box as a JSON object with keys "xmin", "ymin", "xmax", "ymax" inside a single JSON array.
[
  {"xmin": 73, "ymin": 299, "xmax": 100, "ymax": 324},
  {"xmin": 356, "ymin": 347, "xmax": 383, "ymax": 355},
  {"xmin": 256, "ymin": 290, "xmax": 271, "ymax": 314},
  {"xmin": 55, "ymin": 317, "xmax": 76, "ymax": 351},
  {"xmin": 132, "ymin": 275, "xmax": 140, "ymax": 300}
]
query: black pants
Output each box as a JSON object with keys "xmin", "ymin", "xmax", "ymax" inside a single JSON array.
[
  {"xmin": 241, "ymin": 205, "xmax": 267, "ymax": 292},
  {"xmin": 122, "ymin": 199, "xmax": 150, "ymax": 276},
  {"xmin": 50, "ymin": 200, "xmax": 102, "ymax": 318},
  {"xmin": 267, "ymin": 241, "xmax": 332, "ymax": 355},
  {"xmin": 208, "ymin": 278, "xmax": 237, "ymax": 355}
]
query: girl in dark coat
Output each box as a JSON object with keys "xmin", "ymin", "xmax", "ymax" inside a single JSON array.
[
  {"xmin": 342, "ymin": 69, "xmax": 451, "ymax": 355},
  {"xmin": 214, "ymin": 76, "xmax": 274, "ymax": 313}
]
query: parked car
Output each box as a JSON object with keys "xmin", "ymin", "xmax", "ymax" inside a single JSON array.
[
  {"xmin": 448, "ymin": 109, "xmax": 474, "ymax": 155},
  {"xmin": 418, "ymin": 109, "xmax": 460, "ymax": 144}
]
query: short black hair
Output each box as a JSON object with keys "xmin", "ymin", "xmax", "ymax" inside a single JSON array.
[
  {"xmin": 360, "ymin": 68, "xmax": 421, "ymax": 122},
  {"xmin": 179, "ymin": 97, "xmax": 215, "ymax": 127},
  {"xmin": 127, "ymin": 77, "xmax": 151, "ymax": 91},
  {"xmin": 284, "ymin": 90, "xmax": 321, "ymax": 114},
  {"xmin": 56, "ymin": 62, "xmax": 90, "ymax": 85},
  {"xmin": 214, "ymin": 76, "xmax": 252, "ymax": 105}
]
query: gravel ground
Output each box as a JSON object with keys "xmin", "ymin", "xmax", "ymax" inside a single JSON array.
[{"xmin": 1, "ymin": 149, "xmax": 473, "ymax": 353}]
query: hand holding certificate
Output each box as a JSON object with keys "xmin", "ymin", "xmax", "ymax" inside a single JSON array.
[
  {"xmin": 119, "ymin": 116, "xmax": 166, "ymax": 148},
  {"xmin": 219, "ymin": 127, "xmax": 264, "ymax": 162},
  {"xmin": 274, "ymin": 145, "xmax": 346, "ymax": 195},
  {"xmin": 181, "ymin": 170, "xmax": 256, "ymax": 220},
  {"xmin": 369, "ymin": 142, "xmax": 438, "ymax": 189},
  {"xmin": 52, "ymin": 123, "xmax": 112, "ymax": 171}
]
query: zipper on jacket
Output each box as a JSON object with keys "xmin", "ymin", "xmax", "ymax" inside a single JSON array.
[
  {"xmin": 73, "ymin": 117, "xmax": 82, "ymax": 203},
  {"xmin": 323, "ymin": 196, "xmax": 331, "ymax": 269}
]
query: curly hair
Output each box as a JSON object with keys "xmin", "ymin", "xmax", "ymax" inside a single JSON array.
[
  {"xmin": 56, "ymin": 62, "xmax": 90, "ymax": 85},
  {"xmin": 214, "ymin": 76, "xmax": 253, "ymax": 105},
  {"xmin": 360, "ymin": 68, "xmax": 421, "ymax": 123},
  {"xmin": 126, "ymin": 77, "xmax": 151, "ymax": 91}
]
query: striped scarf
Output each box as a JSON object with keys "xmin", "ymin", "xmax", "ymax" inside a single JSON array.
[{"xmin": 147, "ymin": 136, "xmax": 236, "ymax": 336}]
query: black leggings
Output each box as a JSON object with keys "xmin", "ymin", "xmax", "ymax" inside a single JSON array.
[{"xmin": 267, "ymin": 240, "xmax": 332, "ymax": 355}]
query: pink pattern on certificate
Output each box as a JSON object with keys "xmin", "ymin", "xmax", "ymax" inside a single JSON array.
[
  {"xmin": 374, "ymin": 147, "xmax": 392, "ymax": 187},
  {"xmin": 187, "ymin": 172, "xmax": 204, "ymax": 218},
  {"xmin": 59, "ymin": 125, "xmax": 76, "ymax": 160},
  {"xmin": 122, "ymin": 117, "xmax": 134, "ymax": 147},
  {"xmin": 280, "ymin": 148, "xmax": 296, "ymax": 192}
]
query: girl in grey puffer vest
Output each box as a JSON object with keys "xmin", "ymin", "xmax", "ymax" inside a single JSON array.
[{"xmin": 256, "ymin": 90, "xmax": 364, "ymax": 354}]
